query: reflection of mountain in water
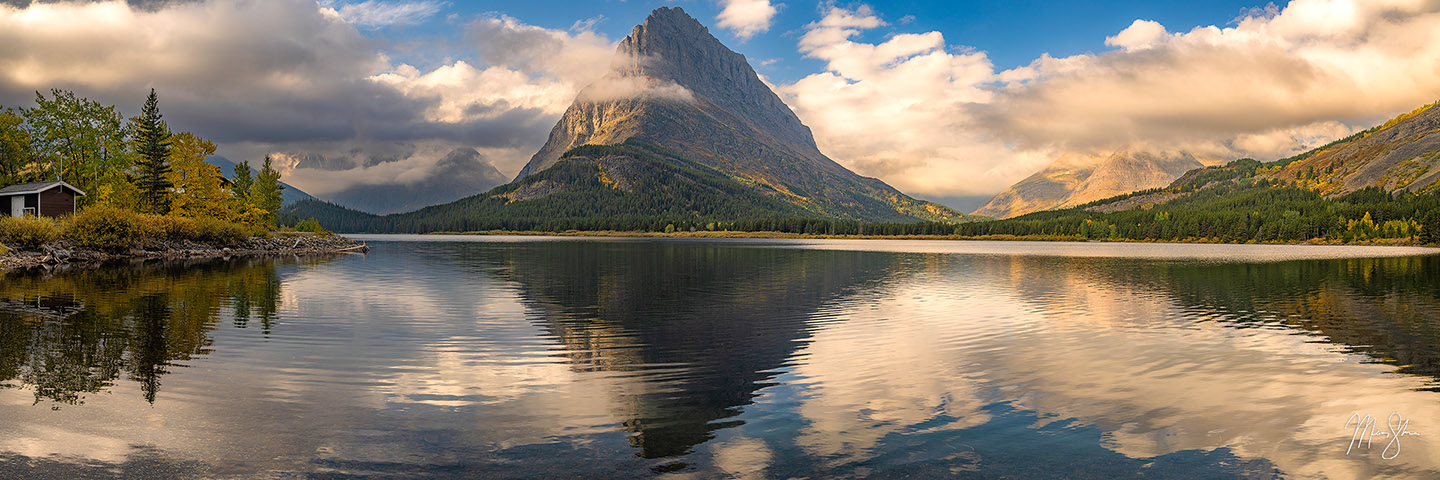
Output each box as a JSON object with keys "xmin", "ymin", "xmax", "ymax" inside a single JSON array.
[
  {"xmin": 0, "ymin": 258, "xmax": 295, "ymax": 407},
  {"xmin": 487, "ymin": 241, "xmax": 896, "ymax": 461}
]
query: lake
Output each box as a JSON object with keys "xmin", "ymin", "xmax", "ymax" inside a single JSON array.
[{"xmin": 2, "ymin": 236, "xmax": 1439, "ymax": 479}]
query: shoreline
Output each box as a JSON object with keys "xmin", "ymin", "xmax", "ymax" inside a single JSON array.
[
  {"xmin": 1, "ymin": 233, "xmax": 368, "ymax": 272},
  {"xmin": 384, "ymin": 230, "xmax": 1437, "ymax": 247}
]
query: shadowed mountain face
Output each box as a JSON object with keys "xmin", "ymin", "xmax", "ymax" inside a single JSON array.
[
  {"xmin": 514, "ymin": 7, "xmax": 966, "ymax": 223},
  {"xmin": 974, "ymin": 151, "xmax": 1206, "ymax": 218}
]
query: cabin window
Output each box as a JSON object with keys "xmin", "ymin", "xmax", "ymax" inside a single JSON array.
[{"xmin": 22, "ymin": 207, "xmax": 37, "ymax": 216}]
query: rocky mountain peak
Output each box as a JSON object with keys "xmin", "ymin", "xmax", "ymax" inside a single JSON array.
[{"xmin": 517, "ymin": 6, "xmax": 822, "ymax": 179}]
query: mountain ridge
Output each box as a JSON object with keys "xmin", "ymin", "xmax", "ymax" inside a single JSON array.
[
  {"xmin": 973, "ymin": 151, "xmax": 1208, "ymax": 219},
  {"xmin": 512, "ymin": 6, "xmax": 968, "ymax": 223}
]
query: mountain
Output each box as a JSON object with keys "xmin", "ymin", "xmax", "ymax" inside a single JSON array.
[
  {"xmin": 974, "ymin": 151, "xmax": 1208, "ymax": 219},
  {"xmin": 285, "ymin": 143, "xmax": 829, "ymax": 232},
  {"xmin": 513, "ymin": 7, "xmax": 967, "ymax": 223},
  {"xmin": 306, "ymin": 147, "xmax": 508, "ymax": 214},
  {"xmin": 947, "ymin": 99, "xmax": 1440, "ymax": 244},
  {"xmin": 205, "ymin": 156, "xmax": 315, "ymax": 205},
  {"xmin": 1264, "ymin": 101, "xmax": 1440, "ymax": 194},
  {"xmin": 264, "ymin": 147, "xmax": 509, "ymax": 214}
]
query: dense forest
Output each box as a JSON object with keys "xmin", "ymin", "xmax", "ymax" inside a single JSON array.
[{"xmin": 286, "ymin": 154, "xmax": 1440, "ymax": 245}]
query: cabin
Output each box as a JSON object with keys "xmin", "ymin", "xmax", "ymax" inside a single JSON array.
[{"xmin": 0, "ymin": 180, "xmax": 86, "ymax": 218}]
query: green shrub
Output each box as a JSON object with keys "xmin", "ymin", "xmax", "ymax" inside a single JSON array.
[
  {"xmin": 64, "ymin": 206, "xmax": 152, "ymax": 252},
  {"xmin": 295, "ymin": 218, "xmax": 326, "ymax": 234},
  {"xmin": 0, "ymin": 243, "xmax": 8, "ymax": 255},
  {"xmin": 0, "ymin": 215, "xmax": 61, "ymax": 249}
]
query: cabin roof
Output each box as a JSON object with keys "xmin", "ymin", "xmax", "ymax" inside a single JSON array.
[{"xmin": 0, "ymin": 180, "xmax": 87, "ymax": 196}]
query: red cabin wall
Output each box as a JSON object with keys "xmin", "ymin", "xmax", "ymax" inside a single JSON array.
[{"xmin": 37, "ymin": 188, "xmax": 75, "ymax": 217}]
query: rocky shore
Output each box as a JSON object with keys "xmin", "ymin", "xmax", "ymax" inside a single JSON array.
[{"xmin": 1, "ymin": 233, "xmax": 368, "ymax": 272}]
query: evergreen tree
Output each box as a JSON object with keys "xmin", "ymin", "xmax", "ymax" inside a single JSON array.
[
  {"xmin": 133, "ymin": 89, "xmax": 172, "ymax": 214},
  {"xmin": 1424, "ymin": 208, "xmax": 1440, "ymax": 245},
  {"xmin": 232, "ymin": 160, "xmax": 253, "ymax": 204},
  {"xmin": 251, "ymin": 155, "xmax": 285, "ymax": 226}
]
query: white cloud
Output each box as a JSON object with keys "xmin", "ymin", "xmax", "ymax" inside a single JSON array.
[
  {"xmin": 1104, "ymin": 19, "xmax": 1169, "ymax": 50},
  {"xmin": 781, "ymin": 1, "xmax": 1440, "ymax": 198},
  {"xmin": 779, "ymin": 5, "xmax": 1050, "ymax": 198},
  {"xmin": 319, "ymin": 0, "xmax": 447, "ymax": 27},
  {"xmin": 577, "ymin": 75, "xmax": 695, "ymax": 104},
  {"xmin": 716, "ymin": 0, "xmax": 777, "ymax": 40}
]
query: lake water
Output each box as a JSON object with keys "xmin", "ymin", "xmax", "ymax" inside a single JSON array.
[{"xmin": 2, "ymin": 236, "xmax": 1439, "ymax": 479}]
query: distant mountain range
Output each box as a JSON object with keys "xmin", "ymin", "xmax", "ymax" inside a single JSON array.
[
  {"xmin": 974, "ymin": 151, "xmax": 1210, "ymax": 219},
  {"xmin": 287, "ymin": 147, "xmax": 508, "ymax": 214},
  {"xmin": 950, "ymin": 99, "xmax": 1440, "ymax": 243},
  {"xmin": 285, "ymin": 7, "xmax": 976, "ymax": 231},
  {"xmin": 977, "ymin": 101, "xmax": 1440, "ymax": 219}
]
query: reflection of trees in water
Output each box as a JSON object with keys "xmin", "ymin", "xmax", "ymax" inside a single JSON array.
[
  {"xmin": 1006, "ymin": 254, "xmax": 1440, "ymax": 388},
  {"xmin": 0, "ymin": 258, "xmax": 297, "ymax": 407},
  {"xmin": 1170, "ymin": 256, "xmax": 1440, "ymax": 388},
  {"xmin": 485, "ymin": 242, "xmax": 898, "ymax": 462}
]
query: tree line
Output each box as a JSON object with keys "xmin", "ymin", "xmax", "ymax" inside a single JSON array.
[{"xmin": 0, "ymin": 89, "xmax": 285, "ymax": 227}]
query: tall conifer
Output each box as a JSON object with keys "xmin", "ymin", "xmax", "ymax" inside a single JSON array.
[{"xmin": 133, "ymin": 88, "xmax": 172, "ymax": 214}]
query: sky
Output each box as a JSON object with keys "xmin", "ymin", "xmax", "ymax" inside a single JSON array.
[{"xmin": 2, "ymin": 0, "xmax": 1439, "ymax": 212}]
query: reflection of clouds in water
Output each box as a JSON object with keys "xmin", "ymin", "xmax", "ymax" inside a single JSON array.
[
  {"xmin": 0, "ymin": 426, "xmax": 133, "ymax": 464},
  {"xmin": 712, "ymin": 436, "xmax": 774, "ymax": 480},
  {"xmin": 789, "ymin": 258, "xmax": 1009, "ymax": 463},
  {"xmin": 3, "ymin": 243, "xmax": 1439, "ymax": 478},
  {"xmin": 784, "ymin": 254, "xmax": 1439, "ymax": 479}
]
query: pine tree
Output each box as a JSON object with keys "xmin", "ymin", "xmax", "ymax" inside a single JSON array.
[
  {"xmin": 251, "ymin": 155, "xmax": 285, "ymax": 226},
  {"xmin": 1424, "ymin": 209, "xmax": 1440, "ymax": 245},
  {"xmin": 232, "ymin": 161, "xmax": 253, "ymax": 205},
  {"xmin": 133, "ymin": 89, "xmax": 172, "ymax": 214}
]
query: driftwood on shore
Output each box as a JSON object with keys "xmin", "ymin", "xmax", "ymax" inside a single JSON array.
[{"xmin": 0, "ymin": 234, "xmax": 368, "ymax": 272}]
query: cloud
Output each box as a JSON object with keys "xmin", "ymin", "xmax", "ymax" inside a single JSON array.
[
  {"xmin": 319, "ymin": 0, "xmax": 446, "ymax": 27},
  {"xmin": 716, "ymin": 0, "xmax": 777, "ymax": 40},
  {"xmin": 0, "ymin": 0, "xmax": 618, "ymax": 208},
  {"xmin": 781, "ymin": 1, "xmax": 1440, "ymax": 198},
  {"xmin": 779, "ymin": 5, "xmax": 1048, "ymax": 198},
  {"xmin": 1104, "ymin": 19, "xmax": 1169, "ymax": 50},
  {"xmin": 577, "ymin": 75, "xmax": 695, "ymax": 104}
]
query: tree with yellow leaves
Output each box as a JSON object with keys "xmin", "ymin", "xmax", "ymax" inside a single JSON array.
[{"xmin": 167, "ymin": 132, "xmax": 230, "ymax": 218}]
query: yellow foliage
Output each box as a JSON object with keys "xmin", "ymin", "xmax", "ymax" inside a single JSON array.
[
  {"xmin": 92, "ymin": 178, "xmax": 143, "ymax": 211},
  {"xmin": 167, "ymin": 132, "xmax": 231, "ymax": 219},
  {"xmin": 0, "ymin": 215, "xmax": 60, "ymax": 249}
]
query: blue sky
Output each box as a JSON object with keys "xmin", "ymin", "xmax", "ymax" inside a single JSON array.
[
  {"xmin": 2, "ymin": 0, "xmax": 1437, "ymax": 212},
  {"xmin": 363, "ymin": 0, "xmax": 1271, "ymax": 84}
]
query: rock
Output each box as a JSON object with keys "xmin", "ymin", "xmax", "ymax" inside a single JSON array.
[{"xmin": 511, "ymin": 7, "xmax": 965, "ymax": 223}]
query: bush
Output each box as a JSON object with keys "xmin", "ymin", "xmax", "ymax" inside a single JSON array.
[
  {"xmin": 63, "ymin": 206, "xmax": 152, "ymax": 252},
  {"xmin": 0, "ymin": 215, "xmax": 61, "ymax": 249},
  {"xmin": 145, "ymin": 215, "xmax": 200, "ymax": 241},
  {"xmin": 191, "ymin": 216, "xmax": 251, "ymax": 245},
  {"xmin": 295, "ymin": 217, "xmax": 326, "ymax": 234},
  {"xmin": 138, "ymin": 214, "xmax": 254, "ymax": 245}
]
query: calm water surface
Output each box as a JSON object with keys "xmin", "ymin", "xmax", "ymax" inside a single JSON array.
[{"xmin": 2, "ymin": 236, "xmax": 1440, "ymax": 479}]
